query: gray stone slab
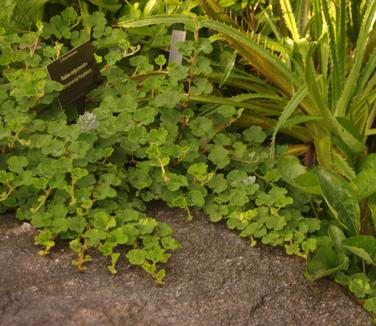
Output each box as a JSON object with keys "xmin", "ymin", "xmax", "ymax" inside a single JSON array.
[{"xmin": 0, "ymin": 204, "xmax": 372, "ymax": 326}]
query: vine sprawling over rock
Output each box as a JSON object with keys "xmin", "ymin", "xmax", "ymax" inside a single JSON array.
[
  {"xmin": 3, "ymin": 1, "xmax": 376, "ymax": 322},
  {"xmin": 0, "ymin": 6, "xmax": 319, "ymax": 283}
]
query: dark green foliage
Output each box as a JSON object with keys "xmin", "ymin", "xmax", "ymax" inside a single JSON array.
[
  {"xmin": 0, "ymin": 5, "xmax": 317, "ymax": 283},
  {"xmin": 3, "ymin": 2, "xmax": 376, "ymax": 322}
]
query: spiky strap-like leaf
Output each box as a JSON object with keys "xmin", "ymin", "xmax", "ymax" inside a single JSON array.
[{"xmin": 199, "ymin": 0, "xmax": 238, "ymax": 28}]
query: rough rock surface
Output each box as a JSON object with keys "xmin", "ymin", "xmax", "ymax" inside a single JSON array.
[{"xmin": 0, "ymin": 204, "xmax": 372, "ymax": 326}]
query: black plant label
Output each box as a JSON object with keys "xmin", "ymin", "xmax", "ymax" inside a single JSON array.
[{"xmin": 46, "ymin": 41, "xmax": 102, "ymax": 107}]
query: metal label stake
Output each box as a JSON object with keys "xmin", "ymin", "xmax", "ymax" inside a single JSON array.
[{"xmin": 168, "ymin": 30, "xmax": 187, "ymax": 65}]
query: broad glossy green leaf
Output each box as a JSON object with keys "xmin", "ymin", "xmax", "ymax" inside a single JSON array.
[
  {"xmin": 343, "ymin": 236, "xmax": 376, "ymax": 265},
  {"xmin": 5, "ymin": 0, "xmax": 48, "ymax": 30},
  {"xmin": 277, "ymin": 155, "xmax": 320, "ymax": 194},
  {"xmin": 328, "ymin": 224, "xmax": 346, "ymax": 254},
  {"xmin": 305, "ymin": 236, "xmax": 349, "ymax": 281},
  {"xmin": 352, "ymin": 169, "xmax": 376, "ymax": 200},
  {"xmin": 358, "ymin": 154, "xmax": 376, "ymax": 172},
  {"xmin": 317, "ymin": 168, "xmax": 360, "ymax": 235}
]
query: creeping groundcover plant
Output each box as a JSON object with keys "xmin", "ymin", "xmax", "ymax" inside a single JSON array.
[{"xmin": 1, "ymin": 0, "xmax": 376, "ymax": 321}]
